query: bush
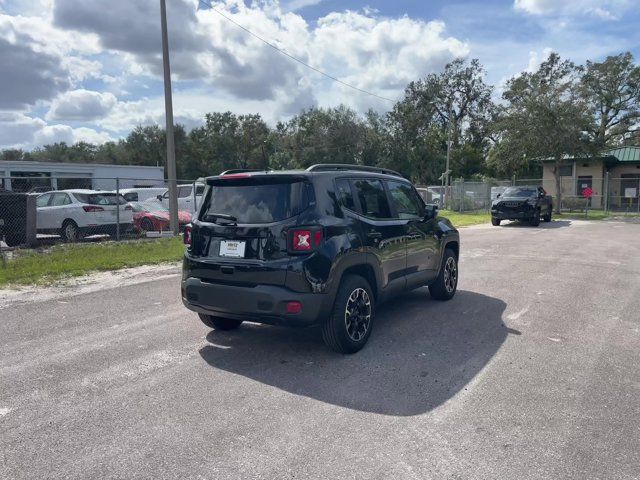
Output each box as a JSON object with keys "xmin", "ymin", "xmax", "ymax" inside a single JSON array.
[
  {"xmin": 448, "ymin": 196, "xmax": 478, "ymax": 211},
  {"xmin": 562, "ymin": 196, "xmax": 588, "ymax": 212}
]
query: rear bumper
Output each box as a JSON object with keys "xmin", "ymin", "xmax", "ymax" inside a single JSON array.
[{"xmin": 181, "ymin": 277, "xmax": 330, "ymax": 326}]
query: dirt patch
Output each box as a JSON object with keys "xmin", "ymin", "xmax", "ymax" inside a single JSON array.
[{"xmin": 0, "ymin": 263, "xmax": 181, "ymax": 309}]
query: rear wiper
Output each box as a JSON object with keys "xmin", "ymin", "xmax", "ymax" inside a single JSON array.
[{"xmin": 203, "ymin": 213, "xmax": 238, "ymax": 225}]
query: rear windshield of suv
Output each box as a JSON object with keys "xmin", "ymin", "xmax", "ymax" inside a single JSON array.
[{"xmin": 201, "ymin": 180, "xmax": 307, "ymax": 224}]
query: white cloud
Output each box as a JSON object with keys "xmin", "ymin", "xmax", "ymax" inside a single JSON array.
[
  {"xmin": 52, "ymin": 1, "xmax": 467, "ymax": 106},
  {"xmin": 313, "ymin": 14, "xmax": 468, "ymax": 93},
  {"xmin": 46, "ymin": 89, "xmax": 117, "ymax": 121},
  {"xmin": 282, "ymin": 0, "xmax": 323, "ymax": 12},
  {"xmin": 513, "ymin": 0, "xmax": 632, "ymax": 19},
  {"xmin": 525, "ymin": 47, "xmax": 554, "ymax": 72},
  {"xmin": 0, "ymin": 112, "xmax": 113, "ymax": 149},
  {"xmin": 0, "ymin": 112, "xmax": 47, "ymax": 146},
  {"xmin": 33, "ymin": 123, "xmax": 74, "ymax": 146},
  {"xmin": 71, "ymin": 127, "xmax": 115, "ymax": 144}
]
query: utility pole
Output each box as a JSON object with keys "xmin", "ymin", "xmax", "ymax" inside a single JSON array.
[
  {"xmin": 160, "ymin": 0, "xmax": 179, "ymax": 235},
  {"xmin": 443, "ymin": 106, "xmax": 453, "ymax": 208}
]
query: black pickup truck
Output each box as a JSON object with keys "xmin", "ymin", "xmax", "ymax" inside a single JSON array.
[{"xmin": 490, "ymin": 186, "xmax": 553, "ymax": 227}]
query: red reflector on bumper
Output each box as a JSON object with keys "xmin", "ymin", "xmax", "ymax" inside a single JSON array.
[{"xmin": 286, "ymin": 301, "xmax": 302, "ymax": 314}]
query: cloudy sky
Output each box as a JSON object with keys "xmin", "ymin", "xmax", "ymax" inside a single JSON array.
[{"xmin": 1, "ymin": 0, "xmax": 639, "ymax": 150}]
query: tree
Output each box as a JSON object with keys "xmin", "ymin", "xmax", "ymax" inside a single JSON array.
[
  {"xmin": 196, "ymin": 112, "xmax": 270, "ymax": 173},
  {"xmin": 579, "ymin": 52, "xmax": 640, "ymax": 150},
  {"xmin": 124, "ymin": 125, "xmax": 164, "ymax": 167},
  {"xmin": 0, "ymin": 149, "xmax": 26, "ymax": 161},
  {"xmin": 489, "ymin": 53, "xmax": 590, "ymax": 212},
  {"xmin": 278, "ymin": 106, "xmax": 366, "ymax": 168},
  {"xmin": 391, "ymin": 58, "xmax": 494, "ymax": 182}
]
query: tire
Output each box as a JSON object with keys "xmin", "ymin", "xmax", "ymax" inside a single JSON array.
[
  {"xmin": 543, "ymin": 208, "xmax": 552, "ymax": 222},
  {"xmin": 491, "ymin": 217, "xmax": 501, "ymax": 226},
  {"xmin": 429, "ymin": 248, "xmax": 458, "ymax": 301},
  {"xmin": 322, "ymin": 275, "xmax": 375, "ymax": 354},
  {"xmin": 529, "ymin": 211, "xmax": 540, "ymax": 227},
  {"xmin": 140, "ymin": 218, "xmax": 154, "ymax": 232},
  {"xmin": 198, "ymin": 314, "xmax": 243, "ymax": 330},
  {"xmin": 61, "ymin": 220, "xmax": 80, "ymax": 242}
]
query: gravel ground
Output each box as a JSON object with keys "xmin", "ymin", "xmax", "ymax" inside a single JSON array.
[{"xmin": 1, "ymin": 219, "xmax": 639, "ymax": 480}]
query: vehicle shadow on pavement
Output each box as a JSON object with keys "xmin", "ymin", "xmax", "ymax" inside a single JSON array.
[
  {"xmin": 199, "ymin": 289, "xmax": 515, "ymax": 416},
  {"xmin": 500, "ymin": 220, "xmax": 571, "ymax": 229}
]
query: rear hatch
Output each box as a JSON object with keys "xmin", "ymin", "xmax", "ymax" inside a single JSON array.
[{"xmin": 188, "ymin": 174, "xmax": 311, "ymax": 287}]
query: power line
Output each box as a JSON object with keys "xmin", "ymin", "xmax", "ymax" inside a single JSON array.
[{"xmin": 197, "ymin": 0, "xmax": 396, "ymax": 104}]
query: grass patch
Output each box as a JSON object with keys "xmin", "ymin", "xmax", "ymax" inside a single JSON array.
[
  {"xmin": 556, "ymin": 210, "xmax": 610, "ymax": 220},
  {"xmin": 0, "ymin": 237, "xmax": 185, "ymax": 287},
  {"xmin": 439, "ymin": 210, "xmax": 490, "ymax": 227},
  {"xmin": 440, "ymin": 208, "xmax": 629, "ymax": 225}
]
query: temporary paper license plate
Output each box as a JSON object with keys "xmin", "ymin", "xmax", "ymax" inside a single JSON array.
[{"xmin": 219, "ymin": 240, "xmax": 246, "ymax": 258}]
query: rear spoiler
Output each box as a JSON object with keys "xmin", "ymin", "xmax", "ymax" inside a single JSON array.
[{"xmin": 206, "ymin": 173, "xmax": 307, "ymax": 186}]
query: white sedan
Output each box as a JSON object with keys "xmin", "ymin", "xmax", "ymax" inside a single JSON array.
[{"xmin": 36, "ymin": 190, "xmax": 134, "ymax": 241}]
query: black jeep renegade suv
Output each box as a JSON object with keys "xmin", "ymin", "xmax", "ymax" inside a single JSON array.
[{"xmin": 182, "ymin": 164, "xmax": 460, "ymax": 353}]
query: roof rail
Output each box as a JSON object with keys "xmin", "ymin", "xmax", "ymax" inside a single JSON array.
[
  {"xmin": 219, "ymin": 168, "xmax": 265, "ymax": 176},
  {"xmin": 305, "ymin": 164, "xmax": 404, "ymax": 178}
]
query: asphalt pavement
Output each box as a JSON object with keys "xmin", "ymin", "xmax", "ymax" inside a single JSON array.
[{"xmin": 1, "ymin": 219, "xmax": 639, "ymax": 479}]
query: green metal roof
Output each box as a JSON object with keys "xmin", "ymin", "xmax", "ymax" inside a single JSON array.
[
  {"xmin": 605, "ymin": 147, "xmax": 640, "ymax": 162},
  {"xmin": 540, "ymin": 146, "xmax": 640, "ymax": 163}
]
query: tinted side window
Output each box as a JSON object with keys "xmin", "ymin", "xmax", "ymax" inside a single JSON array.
[
  {"xmin": 387, "ymin": 181, "xmax": 423, "ymax": 219},
  {"xmin": 124, "ymin": 192, "xmax": 138, "ymax": 202},
  {"xmin": 178, "ymin": 186, "xmax": 191, "ymax": 198},
  {"xmin": 51, "ymin": 193, "xmax": 71, "ymax": 206},
  {"xmin": 352, "ymin": 179, "xmax": 392, "ymax": 219},
  {"xmin": 36, "ymin": 193, "xmax": 51, "ymax": 207},
  {"xmin": 335, "ymin": 178, "xmax": 355, "ymax": 211}
]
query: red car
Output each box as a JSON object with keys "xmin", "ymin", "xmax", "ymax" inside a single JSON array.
[{"xmin": 130, "ymin": 202, "xmax": 192, "ymax": 233}]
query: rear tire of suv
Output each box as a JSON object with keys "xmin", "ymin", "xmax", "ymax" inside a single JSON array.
[
  {"xmin": 429, "ymin": 248, "xmax": 458, "ymax": 301},
  {"xmin": 198, "ymin": 314, "xmax": 243, "ymax": 330},
  {"xmin": 491, "ymin": 217, "xmax": 501, "ymax": 226},
  {"xmin": 61, "ymin": 220, "xmax": 80, "ymax": 243},
  {"xmin": 322, "ymin": 275, "xmax": 375, "ymax": 354}
]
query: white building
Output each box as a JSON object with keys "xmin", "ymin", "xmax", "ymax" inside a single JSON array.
[{"xmin": 0, "ymin": 160, "xmax": 165, "ymax": 192}]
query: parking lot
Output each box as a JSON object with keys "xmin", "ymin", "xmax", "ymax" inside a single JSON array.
[{"xmin": 1, "ymin": 220, "xmax": 639, "ymax": 479}]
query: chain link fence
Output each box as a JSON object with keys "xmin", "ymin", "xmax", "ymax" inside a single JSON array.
[
  {"xmin": 419, "ymin": 174, "xmax": 640, "ymax": 213},
  {"xmin": 0, "ymin": 175, "xmax": 203, "ymax": 247},
  {"xmin": 2, "ymin": 172, "xmax": 640, "ymax": 248}
]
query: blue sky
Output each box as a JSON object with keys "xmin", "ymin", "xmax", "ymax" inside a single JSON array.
[{"xmin": 0, "ymin": 0, "xmax": 638, "ymax": 149}]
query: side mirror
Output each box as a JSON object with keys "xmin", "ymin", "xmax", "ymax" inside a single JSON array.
[
  {"xmin": 156, "ymin": 194, "xmax": 163, "ymax": 201},
  {"xmin": 496, "ymin": 193, "xmax": 501, "ymax": 198},
  {"xmin": 539, "ymin": 191, "xmax": 545, "ymax": 198},
  {"xmin": 424, "ymin": 204, "xmax": 438, "ymax": 220}
]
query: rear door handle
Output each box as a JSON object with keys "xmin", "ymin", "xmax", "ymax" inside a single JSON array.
[{"xmin": 367, "ymin": 232, "xmax": 382, "ymax": 238}]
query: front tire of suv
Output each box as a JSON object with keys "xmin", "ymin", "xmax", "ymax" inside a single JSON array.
[
  {"xmin": 322, "ymin": 275, "xmax": 375, "ymax": 354},
  {"xmin": 198, "ymin": 314, "xmax": 243, "ymax": 330},
  {"xmin": 543, "ymin": 208, "xmax": 552, "ymax": 222},
  {"xmin": 529, "ymin": 210, "xmax": 540, "ymax": 227},
  {"xmin": 429, "ymin": 248, "xmax": 458, "ymax": 301},
  {"xmin": 491, "ymin": 217, "xmax": 501, "ymax": 226}
]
